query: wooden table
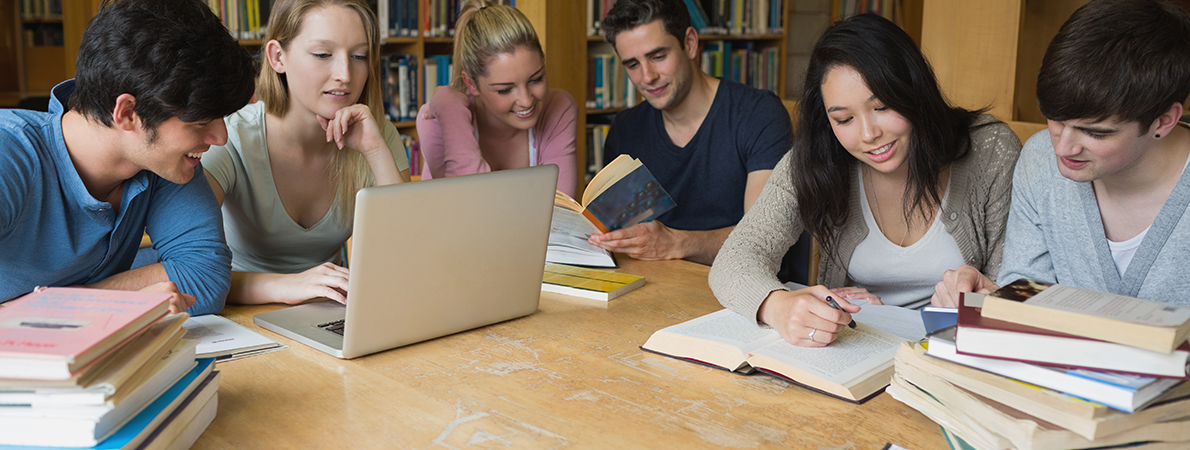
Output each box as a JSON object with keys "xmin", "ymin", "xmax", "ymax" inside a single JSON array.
[{"xmin": 194, "ymin": 258, "xmax": 946, "ymax": 449}]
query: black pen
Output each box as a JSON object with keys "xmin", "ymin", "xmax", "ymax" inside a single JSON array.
[{"xmin": 826, "ymin": 296, "xmax": 857, "ymax": 329}]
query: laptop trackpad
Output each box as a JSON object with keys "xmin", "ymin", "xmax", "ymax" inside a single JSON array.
[{"xmin": 254, "ymin": 301, "xmax": 346, "ymax": 352}]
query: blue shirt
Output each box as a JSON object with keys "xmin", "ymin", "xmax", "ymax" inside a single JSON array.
[
  {"xmin": 0, "ymin": 80, "xmax": 231, "ymax": 315},
  {"xmin": 603, "ymin": 79, "xmax": 792, "ymax": 231}
]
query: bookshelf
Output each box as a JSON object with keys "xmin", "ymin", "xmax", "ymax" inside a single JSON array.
[
  {"xmin": 0, "ymin": 0, "xmax": 99, "ymax": 106},
  {"xmin": 827, "ymin": 0, "xmax": 1101, "ymax": 141}
]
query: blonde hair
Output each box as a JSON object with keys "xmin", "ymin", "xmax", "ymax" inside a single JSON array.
[
  {"xmin": 452, "ymin": 0, "xmax": 543, "ymax": 90},
  {"xmin": 256, "ymin": 0, "xmax": 384, "ymax": 226}
]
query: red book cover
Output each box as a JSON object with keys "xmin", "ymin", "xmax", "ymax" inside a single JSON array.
[
  {"xmin": 954, "ymin": 294, "xmax": 1190, "ymax": 378},
  {"xmin": 0, "ymin": 287, "xmax": 170, "ymax": 380}
]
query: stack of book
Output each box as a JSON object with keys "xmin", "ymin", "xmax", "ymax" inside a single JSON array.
[
  {"xmin": 0, "ymin": 287, "xmax": 219, "ymax": 449},
  {"xmin": 891, "ymin": 280, "xmax": 1190, "ymax": 449}
]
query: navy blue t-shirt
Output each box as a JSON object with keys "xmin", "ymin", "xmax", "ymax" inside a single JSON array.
[{"xmin": 604, "ymin": 79, "xmax": 792, "ymax": 231}]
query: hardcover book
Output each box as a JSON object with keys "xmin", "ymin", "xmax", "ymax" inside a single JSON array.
[
  {"xmin": 955, "ymin": 293, "xmax": 1190, "ymax": 378},
  {"xmin": 931, "ymin": 327, "xmax": 1183, "ymax": 412},
  {"xmin": 981, "ymin": 279, "xmax": 1190, "ymax": 354},
  {"xmin": 641, "ymin": 309, "xmax": 904, "ymax": 403}
]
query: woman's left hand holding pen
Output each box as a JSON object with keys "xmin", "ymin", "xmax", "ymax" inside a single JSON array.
[{"xmin": 757, "ymin": 285, "xmax": 861, "ymax": 348}]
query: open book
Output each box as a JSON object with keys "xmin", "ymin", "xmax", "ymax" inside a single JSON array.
[
  {"xmin": 641, "ymin": 308, "xmax": 911, "ymax": 403},
  {"xmin": 548, "ymin": 155, "xmax": 676, "ymax": 268}
]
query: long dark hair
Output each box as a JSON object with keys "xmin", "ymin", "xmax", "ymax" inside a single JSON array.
[{"xmin": 793, "ymin": 14, "xmax": 982, "ymax": 259}]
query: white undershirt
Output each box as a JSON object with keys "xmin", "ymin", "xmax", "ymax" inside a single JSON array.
[
  {"xmin": 848, "ymin": 166, "xmax": 965, "ymax": 308},
  {"xmin": 1106, "ymin": 150, "xmax": 1190, "ymax": 277}
]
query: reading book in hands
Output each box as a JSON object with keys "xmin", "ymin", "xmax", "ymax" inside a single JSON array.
[
  {"xmin": 548, "ymin": 156, "xmax": 676, "ymax": 268},
  {"xmin": 641, "ymin": 309, "xmax": 905, "ymax": 403},
  {"xmin": 556, "ymin": 154, "xmax": 676, "ymax": 233}
]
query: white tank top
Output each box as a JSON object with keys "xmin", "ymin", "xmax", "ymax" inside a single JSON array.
[{"xmin": 848, "ymin": 166, "xmax": 965, "ymax": 308}]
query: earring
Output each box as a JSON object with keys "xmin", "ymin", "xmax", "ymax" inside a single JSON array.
[{"xmin": 1156, "ymin": 133, "xmax": 1162, "ymax": 138}]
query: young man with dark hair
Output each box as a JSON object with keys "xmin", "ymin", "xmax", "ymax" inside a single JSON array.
[
  {"xmin": 589, "ymin": 0, "xmax": 792, "ymax": 265},
  {"xmin": 933, "ymin": 0, "xmax": 1190, "ymax": 306},
  {"xmin": 0, "ymin": 0, "xmax": 257, "ymax": 314}
]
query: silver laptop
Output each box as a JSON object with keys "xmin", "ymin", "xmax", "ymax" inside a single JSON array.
[{"xmin": 254, "ymin": 165, "xmax": 558, "ymax": 359}]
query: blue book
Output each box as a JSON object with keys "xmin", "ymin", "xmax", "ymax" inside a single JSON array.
[{"xmin": 0, "ymin": 358, "xmax": 215, "ymax": 450}]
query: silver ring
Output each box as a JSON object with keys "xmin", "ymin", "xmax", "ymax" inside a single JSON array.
[{"xmin": 808, "ymin": 328, "xmax": 817, "ymax": 340}]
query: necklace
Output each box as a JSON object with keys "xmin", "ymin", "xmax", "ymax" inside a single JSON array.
[{"xmin": 865, "ymin": 165, "xmax": 909, "ymax": 247}]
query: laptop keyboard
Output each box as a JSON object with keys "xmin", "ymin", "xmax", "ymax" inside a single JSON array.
[{"xmin": 317, "ymin": 319, "xmax": 345, "ymax": 336}]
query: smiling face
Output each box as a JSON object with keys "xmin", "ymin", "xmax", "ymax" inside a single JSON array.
[
  {"xmin": 466, "ymin": 45, "xmax": 548, "ymax": 131},
  {"xmin": 270, "ymin": 5, "xmax": 370, "ymax": 119},
  {"xmin": 1046, "ymin": 117, "xmax": 1150, "ymax": 183},
  {"xmin": 614, "ymin": 20, "xmax": 698, "ymax": 112},
  {"xmin": 137, "ymin": 117, "xmax": 229, "ymax": 184},
  {"xmin": 820, "ymin": 65, "xmax": 913, "ymax": 176}
]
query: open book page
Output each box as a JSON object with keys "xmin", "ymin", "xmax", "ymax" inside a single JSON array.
[
  {"xmin": 642, "ymin": 309, "xmax": 782, "ymax": 371},
  {"xmin": 182, "ymin": 315, "xmax": 285, "ymax": 361},
  {"xmin": 747, "ymin": 323, "xmax": 901, "ymax": 393},
  {"xmin": 584, "ymin": 154, "xmax": 640, "ymax": 204},
  {"xmin": 546, "ymin": 205, "xmax": 614, "ymax": 267},
  {"xmin": 782, "ymin": 282, "xmax": 925, "ymax": 341},
  {"xmin": 850, "ymin": 301, "xmax": 927, "ymax": 341}
]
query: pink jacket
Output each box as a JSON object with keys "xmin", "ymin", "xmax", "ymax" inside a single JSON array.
[{"xmin": 416, "ymin": 86, "xmax": 578, "ymax": 196}]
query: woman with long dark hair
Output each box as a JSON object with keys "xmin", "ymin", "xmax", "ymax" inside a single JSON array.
[{"xmin": 709, "ymin": 14, "xmax": 1021, "ymax": 347}]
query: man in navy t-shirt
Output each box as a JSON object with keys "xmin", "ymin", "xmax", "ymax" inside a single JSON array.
[{"xmin": 590, "ymin": 0, "xmax": 792, "ymax": 265}]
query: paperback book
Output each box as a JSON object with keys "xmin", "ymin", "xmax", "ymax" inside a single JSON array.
[
  {"xmin": 540, "ymin": 264, "xmax": 645, "ymax": 301},
  {"xmin": 0, "ymin": 287, "xmax": 170, "ymax": 380}
]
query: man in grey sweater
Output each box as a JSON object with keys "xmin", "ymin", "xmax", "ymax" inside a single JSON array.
[{"xmin": 934, "ymin": 0, "xmax": 1190, "ymax": 307}]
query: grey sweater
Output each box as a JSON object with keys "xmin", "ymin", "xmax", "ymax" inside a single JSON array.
[
  {"xmin": 710, "ymin": 115, "xmax": 1022, "ymax": 323},
  {"xmin": 997, "ymin": 128, "xmax": 1190, "ymax": 306}
]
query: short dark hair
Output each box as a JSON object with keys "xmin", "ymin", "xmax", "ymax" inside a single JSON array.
[
  {"xmin": 69, "ymin": 0, "xmax": 256, "ymax": 136},
  {"xmin": 794, "ymin": 14, "xmax": 983, "ymax": 259},
  {"xmin": 602, "ymin": 0, "xmax": 690, "ymax": 48},
  {"xmin": 1037, "ymin": 0, "xmax": 1190, "ymax": 128}
]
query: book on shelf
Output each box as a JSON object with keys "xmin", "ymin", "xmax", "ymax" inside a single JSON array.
[
  {"xmin": 641, "ymin": 308, "xmax": 907, "ymax": 403},
  {"xmin": 0, "ymin": 357, "xmax": 215, "ymax": 448},
  {"xmin": 0, "ymin": 287, "xmax": 171, "ymax": 381},
  {"xmin": 541, "ymin": 264, "xmax": 645, "ymax": 301},
  {"xmin": 955, "ymin": 293, "xmax": 1190, "ymax": 378},
  {"xmin": 929, "ymin": 327, "xmax": 1184, "ymax": 413},
  {"xmin": 890, "ymin": 358, "xmax": 1190, "ymax": 450},
  {"xmin": 897, "ymin": 341, "xmax": 1190, "ymax": 441},
  {"xmin": 981, "ymin": 279, "xmax": 1190, "ymax": 354},
  {"xmin": 384, "ymin": 54, "xmax": 418, "ymax": 122},
  {"xmin": 182, "ymin": 314, "xmax": 286, "ymax": 362}
]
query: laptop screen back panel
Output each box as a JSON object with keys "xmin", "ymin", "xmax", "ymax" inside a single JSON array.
[{"xmin": 340, "ymin": 165, "xmax": 557, "ymax": 359}]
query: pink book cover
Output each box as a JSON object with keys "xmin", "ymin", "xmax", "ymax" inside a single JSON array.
[{"xmin": 0, "ymin": 287, "xmax": 170, "ymax": 365}]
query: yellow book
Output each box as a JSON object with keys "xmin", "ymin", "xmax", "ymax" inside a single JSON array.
[{"xmin": 541, "ymin": 264, "xmax": 645, "ymax": 301}]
